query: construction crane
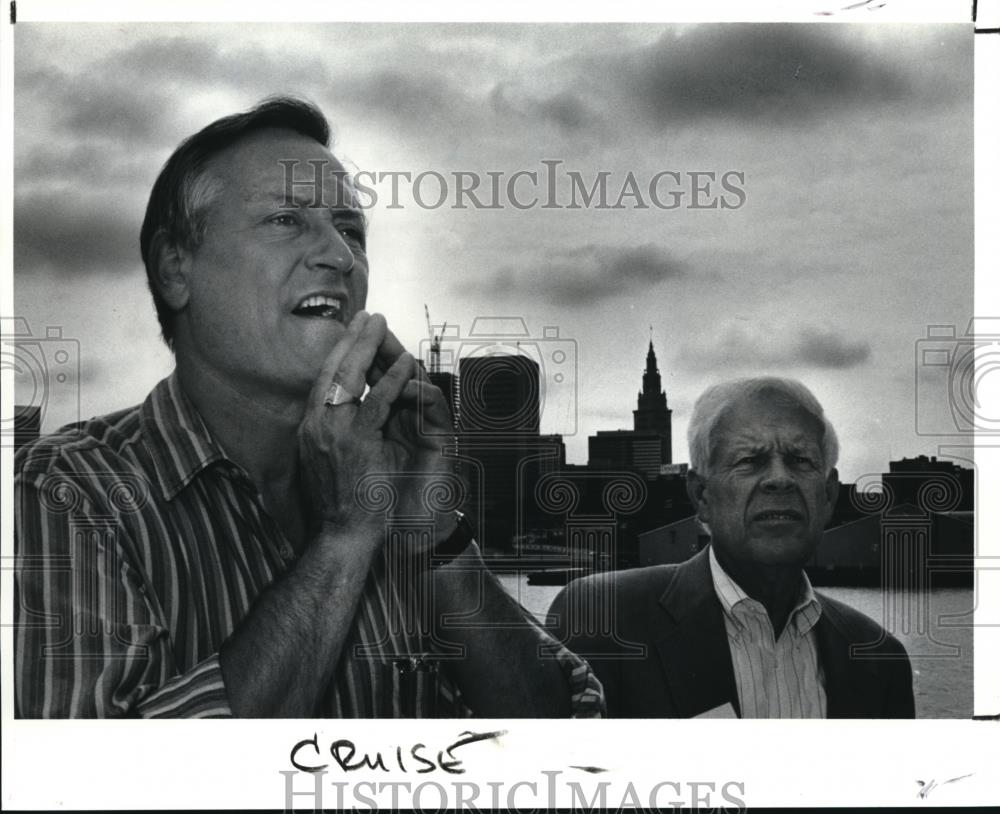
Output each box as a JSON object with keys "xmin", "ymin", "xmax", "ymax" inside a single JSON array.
[{"xmin": 424, "ymin": 303, "xmax": 446, "ymax": 374}]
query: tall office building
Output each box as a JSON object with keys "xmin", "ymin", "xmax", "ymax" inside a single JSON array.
[
  {"xmin": 457, "ymin": 354, "xmax": 540, "ymax": 435},
  {"xmin": 588, "ymin": 429, "xmax": 665, "ymax": 478},
  {"xmin": 633, "ymin": 339, "xmax": 672, "ymax": 465},
  {"xmin": 456, "ymin": 353, "xmax": 563, "ymax": 554},
  {"xmin": 588, "ymin": 338, "xmax": 673, "ymax": 478}
]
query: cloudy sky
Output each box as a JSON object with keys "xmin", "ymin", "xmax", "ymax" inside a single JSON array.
[{"xmin": 12, "ymin": 21, "xmax": 972, "ymax": 481}]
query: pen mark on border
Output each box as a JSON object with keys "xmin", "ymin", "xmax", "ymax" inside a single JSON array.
[{"xmin": 916, "ymin": 773, "xmax": 974, "ymax": 799}]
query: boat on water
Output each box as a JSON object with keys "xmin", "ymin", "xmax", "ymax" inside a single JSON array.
[{"xmin": 526, "ymin": 568, "xmax": 589, "ymax": 586}]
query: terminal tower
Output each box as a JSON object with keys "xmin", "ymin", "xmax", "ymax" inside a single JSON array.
[
  {"xmin": 588, "ymin": 336, "xmax": 673, "ymax": 478},
  {"xmin": 633, "ymin": 339, "xmax": 673, "ymax": 464}
]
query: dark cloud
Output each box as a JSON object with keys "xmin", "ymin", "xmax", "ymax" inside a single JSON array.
[
  {"xmin": 795, "ymin": 326, "xmax": 872, "ymax": 368},
  {"xmin": 16, "ymin": 35, "xmax": 349, "ymax": 157},
  {"xmin": 536, "ymin": 91, "xmax": 591, "ymax": 132},
  {"xmin": 61, "ymin": 82, "xmax": 173, "ymax": 143},
  {"xmin": 490, "ymin": 83, "xmax": 596, "ymax": 133},
  {"xmin": 16, "ymin": 66, "xmax": 176, "ymax": 145},
  {"xmin": 480, "ymin": 243, "xmax": 684, "ymax": 305},
  {"xmin": 115, "ymin": 38, "xmax": 478, "ymax": 131},
  {"xmin": 15, "ymin": 192, "xmax": 141, "ymax": 276},
  {"xmin": 601, "ymin": 244, "xmax": 683, "ymax": 282},
  {"xmin": 679, "ymin": 322, "xmax": 872, "ymax": 370},
  {"xmin": 536, "ymin": 23, "xmax": 973, "ymax": 131},
  {"xmin": 13, "ymin": 34, "xmax": 480, "ymax": 283},
  {"xmin": 101, "ymin": 35, "xmax": 339, "ymax": 103},
  {"xmin": 623, "ymin": 25, "xmax": 909, "ymax": 124},
  {"xmin": 15, "ymin": 141, "xmax": 154, "ymax": 191},
  {"xmin": 336, "ymin": 69, "xmax": 471, "ymax": 124},
  {"xmin": 115, "ymin": 36, "xmax": 276, "ymax": 82},
  {"xmin": 17, "ymin": 30, "xmax": 480, "ymax": 165}
]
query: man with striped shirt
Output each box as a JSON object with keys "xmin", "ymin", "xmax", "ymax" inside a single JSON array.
[
  {"xmin": 549, "ymin": 377, "xmax": 914, "ymax": 718},
  {"xmin": 14, "ymin": 97, "xmax": 603, "ymax": 719}
]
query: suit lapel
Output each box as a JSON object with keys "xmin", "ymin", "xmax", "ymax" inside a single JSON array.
[
  {"xmin": 651, "ymin": 548, "xmax": 741, "ymax": 717},
  {"xmin": 816, "ymin": 597, "xmax": 883, "ymax": 717},
  {"xmin": 646, "ymin": 552, "xmax": 893, "ymax": 718}
]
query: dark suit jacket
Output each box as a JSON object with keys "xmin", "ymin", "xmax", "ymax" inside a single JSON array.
[{"xmin": 548, "ymin": 547, "xmax": 915, "ymax": 718}]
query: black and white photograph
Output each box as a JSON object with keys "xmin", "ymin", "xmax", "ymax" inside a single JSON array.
[{"xmin": 3, "ymin": 0, "xmax": 998, "ymax": 809}]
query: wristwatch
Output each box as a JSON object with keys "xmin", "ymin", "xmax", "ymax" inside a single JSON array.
[{"xmin": 431, "ymin": 510, "xmax": 476, "ymax": 567}]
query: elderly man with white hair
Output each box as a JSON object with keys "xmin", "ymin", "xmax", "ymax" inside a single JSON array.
[{"xmin": 548, "ymin": 376, "xmax": 914, "ymax": 718}]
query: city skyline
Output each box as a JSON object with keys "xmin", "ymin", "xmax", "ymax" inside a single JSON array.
[
  {"xmin": 429, "ymin": 334, "xmax": 974, "ymax": 487},
  {"xmin": 419, "ymin": 325, "xmax": 971, "ymax": 484},
  {"xmin": 12, "ymin": 22, "xmax": 973, "ymax": 485}
]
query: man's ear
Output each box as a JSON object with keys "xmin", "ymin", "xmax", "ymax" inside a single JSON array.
[
  {"xmin": 149, "ymin": 230, "xmax": 192, "ymax": 312},
  {"xmin": 687, "ymin": 469, "xmax": 710, "ymax": 523},
  {"xmin": 823, "ymin": 467, "xmax": 840, "ymax": 523}
]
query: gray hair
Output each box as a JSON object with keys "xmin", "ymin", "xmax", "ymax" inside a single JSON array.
[{"xmin": 687, "ymin": 377, "xmax": 839, "ymax": 475}]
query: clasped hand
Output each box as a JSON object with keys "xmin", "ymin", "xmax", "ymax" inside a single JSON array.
[{"xmin": 298, "ymin": 312, "xmax": 457, "ymax": 547}]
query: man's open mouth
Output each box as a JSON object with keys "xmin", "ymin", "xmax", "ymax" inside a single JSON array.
[
  {"xmin": 293, "ymin": 295, "xmax": 342, "ymax": 319},
  {"xmin": 752, "ymin": 510, "xmax": 804, "ymax": 522}
]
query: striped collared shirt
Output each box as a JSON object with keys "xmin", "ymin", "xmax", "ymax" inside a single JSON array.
[
  {"xmin": 15, "ymin": 373, "xmax": 603, "ymax": 718},
  {"xmin": 708, "ymin": 545, "xmax": 826, "ymax": 718}
]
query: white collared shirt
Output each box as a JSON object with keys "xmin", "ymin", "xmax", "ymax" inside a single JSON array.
[{"xmin": 709, "ymin": 545, "xmax": 827, "ymax": 718}]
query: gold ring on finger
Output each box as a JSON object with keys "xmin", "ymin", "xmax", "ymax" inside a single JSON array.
[{"xmin": 323, "ymin": 380, "xmax": 363, "ymax": 407}]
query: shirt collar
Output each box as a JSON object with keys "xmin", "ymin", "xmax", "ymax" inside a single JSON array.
[
  {"xmin": 708, "ymin": 544, "xmax": 822, "ymax": 637},
  {"xmin": 140, "ymin": 372, "xmax": 229, "ymax": 501}
]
